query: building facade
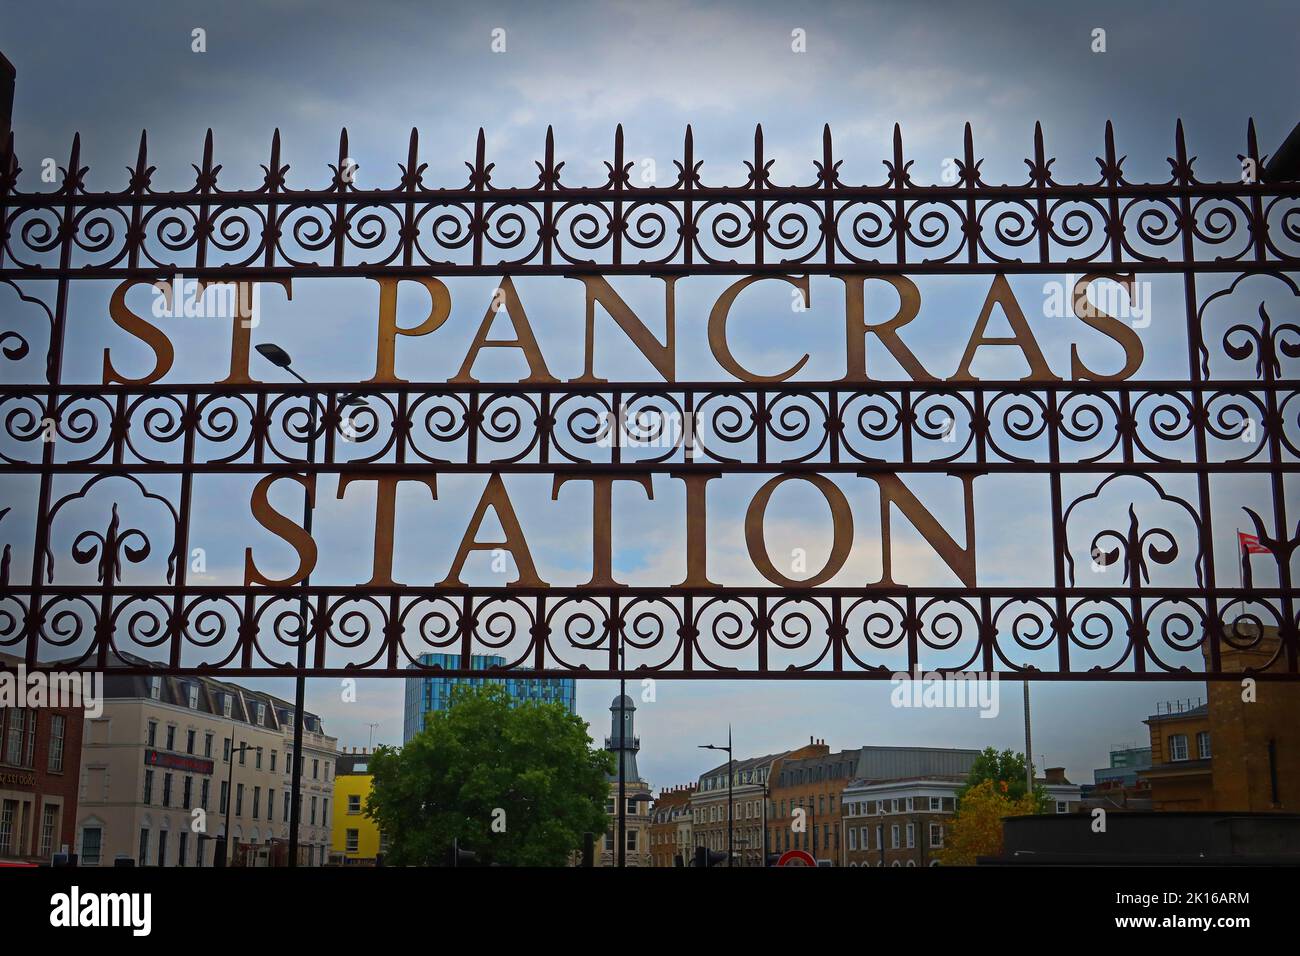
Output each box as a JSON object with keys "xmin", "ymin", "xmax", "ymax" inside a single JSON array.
[
  {"xmin": 1141, "ymin": 700, "xmax": 1213, "ymax": 811},
  {"xmin": 841, "ymin": 758, "xmax": 1081, "ymax": 867},
  {"xmin": 0, "ymin": 655, "xmax": 85, "ymax": 864},
  {"xmin": 330, "ymin": 748, "xmax": 385, "ymax": 865},
  {"xmin": 402, "ymin": 654, "xmax": 577, "ymax": 743},
  {"xmin": 76, "ymin": 658, "xmax": 337, "ymax": 866},
  {"xmin": 691, "ymin": 752, "xmax": 784, "ymax": 867},
  {"xmin": 767, "ymin": 739, "xmax": 859, "ymax": 866},
  {"xmin": 648, "ymin": 784, "xmax": 694, "ymax": 867}
]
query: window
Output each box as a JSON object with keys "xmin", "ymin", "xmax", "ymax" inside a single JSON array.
[
  {"xmin": 849, "ymin": 827, "xmax": 858, "ymax": 850},
  {"xmin": 40, "ymin": 804, "xmax": 58, "ymax": 858},
  {"xmin": 157, "ymin": 830, "xmax": 167, "ymax": 867},
  {"xmin": 186, "ymin": 730, "xmax": 195, "ymax": 755},
  {"xmin": 313, "ymin": 759, "xmax": 319, "ymax": 780},
  {"xmin": 253, "ymin": 787, "xmax": 261, "ymax": 819},
  {"xmin": 346, "ymin": 829, "xmax": 359, "ymax": 852},
  {"xmin": 178, "ymin": 831, "xmax": 188, "ymax": 867},
  {"xmin": 4, "ymin": 711, "xmax": 23, "ymax": 764},
  {"xmin": 222, "ymin": 694, "xmax": 232, "ymax": 718},
  {"xmin": 255, "ymin": 747, "xmax": 263, "ymax": 770},
  {"xmin": 348, "ymin": 795, "xmax": 361, "ymax": 815},
  {"xmin": 149, "ymin": 676, "xmax": 161, "ymax": 700},
  {"xmin": 930, "ymin": 796, "xmax": 941, "ymax": 811},
  {"xmin": 187, "ymin": 683, "xmax": 199, "ymax": 710},
  {"xmin": 1197, "ymin": 731, "xmax": 1211, "ymax": 759},
  {"xmin": 165, "ymin": 725, "xmax": 175, "ymax": 751},
  {"xmin": 256, "ymin": 702, "xmax": 266, "ymax": 726},
  {"xmin": 220, "ymin": 781, "xmax": 229, "ymax": 815},
  {"xmin": 626, "ymin": 797, "xmax": 637, "ymax": 815},
  {"xmin": 162, "ymin": 773, "xmax": 173, "ymax": 807},
  {"xmin": 49, "ymin": 715, "xmax": 66, "ymax": 772},
  {"xmin": 238, "ymin": 746, "xmax": 246, "ymax": 766},
  {"xmin": 0, "ymin": 800, "xmax": 15, "ymax": 854},
  {"xmin": 271, "ymin": 751, "xmax": 277, "ymax": 772},
  {"xmin": 236, "ymin": 784, "xmax": 244, "ymax": 816},
  {"xmin": 906, "ymin": 824, "xmax": 915, "ymax": 849},
  {"xmin": 80, "ymin": 827, "xmax": 102, "ymax": 866},
  {"xmin": 930, "ymin": 823, "xmax": 944, "ymax": 847},
  {"xmin": 283, "ymin": 794, "xmax": 290, "ymax": 823},
  {"xmin": 138, "ymin": 827, "xmax": 150, "ymax": 866},
  {"xmin": 310, "ymin": 796, "xmax": 317, "ymax": 825},
  {"xmin": 626, "ymin": 829, "xmax": 637, "ymax": 851},
  {"xmin": 322, "ymin": 799, "xmax": 329, "ymax": 822},
  {"xmin": 891, "ymin": 825, "xmax": 900, "ymax": 849},
  {"xmin": 182, "ymin": 777, "xmax": 193, "ymax": 810},
  {"xmin": 147, "ymin": 721, "xmax": 157, "ymax": 748},
  {"xmin": 1169, "ymin": 734, "xmax": 1189, "ymax": 762},
  {"xmin": 143, "ymin": 769, "xmax": 154, "ymax": 804},
  {"xmin": 204, "ymin": 733, "xmax": 213, "ymax": 758},
  {"xmin": 223, "ymin": 738, "xmax": 231, "ymax": 762},
  {"xmin": 269, "ymin": 790, "xmax": 276, "ymax": 821},
  {"xmin": 200, "ymin": 779, "xmax": 210, "ymax": 811}
]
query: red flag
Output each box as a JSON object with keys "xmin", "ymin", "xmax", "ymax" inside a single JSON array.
[{"xmin": 1238, "ymin": 532, "xmax": 1270, "ymax": 555}]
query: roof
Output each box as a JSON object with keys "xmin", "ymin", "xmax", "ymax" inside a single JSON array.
[
  {"xmin": 98, "ymin": 650, "xmax": 329, "ymax": 737},
  {"xmin": 336, "ymin": 752, "xmax": 373, "ymax": 776},
  {"xmin": 849, "ymin": 746, "xmax": 982, "ymax": 784},
  {"xmin": 1145, "ymin": 703, "xmax": 1208, "ymax": 722}
]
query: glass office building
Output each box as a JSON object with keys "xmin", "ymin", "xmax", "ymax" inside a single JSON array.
[{"xmin": 402, "ymin": 654, "xmax": 577, "ymax": 743}]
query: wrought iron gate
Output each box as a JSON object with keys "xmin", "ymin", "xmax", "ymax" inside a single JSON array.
[{"xmin": 0, "ymin": 110, "xmax": 1297, "ymax": 681}]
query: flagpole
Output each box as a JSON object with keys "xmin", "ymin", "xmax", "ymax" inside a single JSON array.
[{"xmin": 1235, "ymin": 527, "xmax": 1242, "ymax": 624}]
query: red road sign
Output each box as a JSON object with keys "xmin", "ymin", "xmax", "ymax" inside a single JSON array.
[{"xmin": 776, "ymin": 849, "xmax": 817, "ymax": 867}]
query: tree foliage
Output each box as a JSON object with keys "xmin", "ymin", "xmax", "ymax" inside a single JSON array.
[
  {"xmin": 958, "ymin": 746, "xmax": 1049, "ymax": 810},
  {"xmin": 937, "ymin": 778, "xmax": 1040, "ymax": 865},
  {"xmin": 365, "ymin": 683, "xmax": 614, "ymax": 866}
]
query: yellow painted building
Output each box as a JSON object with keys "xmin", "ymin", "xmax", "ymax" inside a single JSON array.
[{"xmin": 330, "ymin": 749, "xmax": 385, "ymax": 865}]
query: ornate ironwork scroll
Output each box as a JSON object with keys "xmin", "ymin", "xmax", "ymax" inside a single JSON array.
[{"xmin": 0, "ymin": 120, "xmax": 1297, "ymax": 680}]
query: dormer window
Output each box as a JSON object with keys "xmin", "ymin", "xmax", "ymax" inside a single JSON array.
[
  {"xmin": 222, "ymin": 694, "xmax": 233, "ymax": 719},
  {"xmin": 149, "ymin": 676, "xmax": 161, "ymax": 700},
  {"xmin": 187, "ymin": 684, "xmax": 199, "ymax": 710},
  {"xmin": 257, "ymin": 702, "xmax": 266, "ymax": 726}
]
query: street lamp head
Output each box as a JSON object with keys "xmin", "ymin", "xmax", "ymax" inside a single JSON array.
[{"xmin": 255, "ymin": 342, "xmax": 294, "ymax": 369}]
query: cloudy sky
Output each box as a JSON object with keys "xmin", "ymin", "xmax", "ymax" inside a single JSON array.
[{"xmin": 2, "ymin": 0, "xmax": 1298, "ymax": 788}]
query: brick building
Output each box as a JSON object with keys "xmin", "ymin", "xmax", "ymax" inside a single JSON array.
[
  {"xmin": 1139, "ymin": 623, "xmax": 1299, "ymax": 813},
  {"xmin": 648, "ymin": 784, "xmax": 694, "ymax": 867},
  {"xmin": 0, "ymin": 654, "xmax": 86, "ymax": 863},
  {"xmin": 766, "ymin": 739, "xmax": 857, "ymax": 865}
]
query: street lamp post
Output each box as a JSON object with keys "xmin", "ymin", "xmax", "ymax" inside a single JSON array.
[
  {"xmin": 699, "ymin": 726, "xmax": 733, "ymax": 867},
  {"xmin": 255, "ymin": 342, "xmax": 366, "ymax": 868},
  {"xmin": 617, "ymin": 642, "xmax": 626, "ymax": 868},
  {"xmin": 222, "ymin": 741, "xmax": 252, "ymax": 866}
]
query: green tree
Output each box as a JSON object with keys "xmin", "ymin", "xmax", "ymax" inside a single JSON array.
[
  {"xmin": 958, "ymin": 747, "xmax": 1049, "ymax": 811},
  {"xmin": 366, "ymin": 683, "xmax": 614, "ymax": 866},
  {"xmin": 937, "ymin": 779, "xmax": 1040, "ymax": 865}
]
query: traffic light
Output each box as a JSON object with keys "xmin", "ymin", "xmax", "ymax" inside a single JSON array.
[{"xmin": 694, "ymin": 845, "xmax": 728, "ymax": 867}]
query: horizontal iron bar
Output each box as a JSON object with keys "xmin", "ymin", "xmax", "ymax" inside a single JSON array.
[
  {"xmin": 7, "ymin": 585, "xmax": 1285, "ymax": 597},
  {"xmin": 0, "ymin": 665, "xmax": 1292, "ymax": 682},
  {"xmin": 2, "ymin": 261, "xmax": 1297, "ymax": 279},
  {"xmin": 3, "ymin": 462, "xmax": 1296, "ymax": 474},
  {"xmin": 0, "ymin": 380, "xmax": 1290, "ymax": 396},
  {"xmin": 4, "ymin": 182, "xmax": 1297, "ymax": 207}
]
